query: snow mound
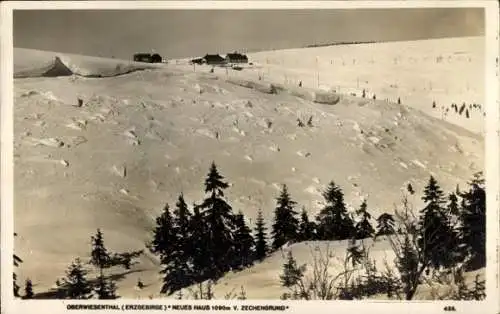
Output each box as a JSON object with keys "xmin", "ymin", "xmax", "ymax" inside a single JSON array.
[
  {"xmin": 287, "ymin": 86, "xmax": 341, "ymax": 104},
  {"xmin": 226, "ymin": 77, "xmax": 278, "ymax": 94},
  {"xmin": 14, "ymin": 48, "xmax": 162, "ymax": 78}
]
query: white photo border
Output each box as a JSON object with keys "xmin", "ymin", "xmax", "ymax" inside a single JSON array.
[{"xmin": 1, "ymin": 1, "xmax": 498, "ymax": 314}]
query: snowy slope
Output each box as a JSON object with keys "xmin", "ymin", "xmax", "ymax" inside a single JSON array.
[
  {"xmin": 14, "ymin": 48, "xmax": 163, "ymax": 78},
  {"xmin": 13, "ymin": 38, "xmax": 484, "ymax": 299},
  {"xmin": 247, "ymin": 36, "xmax": 485, "ymax": 134}
]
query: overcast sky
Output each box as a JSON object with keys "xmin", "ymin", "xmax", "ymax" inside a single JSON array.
[{"xmin": 14, "ymin": 8, "xmax": 484, "ymax": 60}]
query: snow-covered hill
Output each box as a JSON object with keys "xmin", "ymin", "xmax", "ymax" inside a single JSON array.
[{"xmin": 13, "ymin": 37, "xmax": 484, "ymax": 299}]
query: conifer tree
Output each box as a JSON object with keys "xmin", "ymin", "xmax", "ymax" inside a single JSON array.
[
  {"xmin": 161, "ymin": 194, "xmax": 195, "ymax": 295},
  {"xmin": 354, "ymin": 200, "xmax": 375, "ymax": 239},
  {"xmin": 232, "ymin": 211, "xmax": 256, "ymax": 269},
  {"xmin": 279, "ymin": 251, "xmax": 305, "ymax": 288},
  {"xmin": 375, "ymin": 213, "xmax": 395, "ymax": 236},
  {"xmin": 417, "ymin": 176, "xmax": 458, "ymax": 268},
  {"xmin": 459, "ymin": 172, "xmax": 486, "ymax": 270},
  {"xmin": 150, "ymin": 203, "xmax": 175, "ymax": 259},
  {"xmin": 397, "ymin": 234, "xmax": 420, "ymax": 300},
  {"xmin": 254, "ymin": 209, "xmax": 269, "ymax": 261},
  {"xmin": 298, "ymin": 207, "xmax": 315, "ymax": 241},
  {"xmin": 315, "ymin": 181, "xmax": 354, "ymax": 240},
  {"xmin": 23, "ymin": 279, "xmax": 34, "ymax": 299},
  {"xmin": 189, "ymin": 204, "xmax": 212, "ymax": 286},
  {"xmin": 446, "ymin": 192, "xmax": 461, "ymax": 230},
  {"xmin": 90, "ymin": 229, "xmax": 110, "ymax": 274},
  {"xmin": 61, "ymin": 258, "xmax": 92, "ymax": 299},
  {"xmin": 447, "ymin": 192, "xmax": 460, "ymax": 216},
  {"xmin": 94, "ymin": 274, "xmax": 118, "ymax": 299},
  {"xmin": 197, "ymin": 162, "xmax": 237, "ymax": 279},
  {"xmin": 271, "ymin": 185, "xmax": 300, "ymax": 250}
]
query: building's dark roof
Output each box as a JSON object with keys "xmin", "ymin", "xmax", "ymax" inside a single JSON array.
[
  {"xmin": 204, "ymin": 54, "xmax": 225, "ymax": 61},
  {"xmin": 226, "ymin": 52, "xmax": 248, "ymax": 60}
]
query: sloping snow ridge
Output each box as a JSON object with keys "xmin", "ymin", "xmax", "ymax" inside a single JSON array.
[
  {"xmin": 13, "ymin": 38, "xmax": 485, "ymax": 299},
  {"xmin": 14, "ymin": 48, "xmax": 162, "ymax": 78}
]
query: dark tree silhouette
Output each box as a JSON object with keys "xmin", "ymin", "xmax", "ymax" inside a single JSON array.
[
  {"xmin": 254, "ymin": 209, "xmax": 269, "ymax": 261},
  {"xmin": 161, "ymin": 193, "xmax": 194, "ymax": 295},
  {"xmin": 447, "ymin": 192, "xmax": 460, "ymax": 217},
  {"xmin": 23, "ymin": 279, "xmax": 34, "ymax": 299},
  {"xmin": 315, "ymin": 181, "xmax": 354, "ymax": 240},
  {"xmin": 60, "ymin": 258, "xmax": 92, "ymax": 299},
  {"xmin": 298, "ymin": 207, "xmax": 315, "ymax": 241},
  {"xmin": 375, "ymin": 213, "xmax": 395, "ymax": 236},
  {"xmin": 149, "ymin": 203, "xmax": 175, "ymax": 259},
  {"xmin": 197, "ymin": 162, "xmax": 237, "ymax": 279},
  {"xmin": 459, "ymin": 172, "xmax": 486, "ymax": 270},
  {"xmin": 397, "ymin": 234, "xmax": 420, "ymax": 300},
  {"xmin": 280, "ymin": 251, "xmax": 305, "ymax": 288},
  {"xmin": 90, "ymin": 229, "xmax": 111, "ymax": 275},
  {"xmin": 417, "ymin": 176, "xmax": 459, "ymax": 269},
  {"xmin": 189, "ymin": 204, "xmax": 211, "ymax": 285},
  {"xmin": 354, "ymin": 200, "xmax": 375, "ymax": 239},
  {"xmin": 232, "ymin": 211, "xmax": 256, "ymax": 269},
  {"xmin": 94, "ymin": 274, "xmax": 118, "ymax": 299},
  {"xmin": 271, "ymin": 185, "xmax": 300, "ymax": 250}
]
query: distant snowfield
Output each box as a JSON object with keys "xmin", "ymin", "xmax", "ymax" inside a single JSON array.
[{"xmin": 13, "ymin": 36, "xmax": 485, "ymax": 299}]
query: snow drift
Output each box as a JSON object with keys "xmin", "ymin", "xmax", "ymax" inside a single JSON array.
[
  {"xmin": 14, "ymin": 48, "xmax": 162, "ymax": 78},
  {"xmin": 226, "ymin": 77, "xmax": 341, "ymax": 104}
]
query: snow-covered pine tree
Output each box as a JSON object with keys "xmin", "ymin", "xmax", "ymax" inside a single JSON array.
[
  {"xmin": 417, "ymin": 176, "xmax": 459, "ymax": 269},
  {"xmin": 354, "ymin": 200, "xmax": 375, "ymax": 239},
  {"xmin": 315, "ymin": 181, "xmax": 355, "ymax": 240},
  {"xmin": 161, "ymin": 193, "xmax": 194, "ymax": 295},
  {"xmin": 254, "ymin": 209, "xmax": 269, "ymax": 261},
  {"xmin": 459, "ymin": 172, "xmax": 486, "ymax": 270},
  {"xmin": 298, "ymin": 207, "xmax": 315, "ymax": 241},
  {"xmin": 61, "ymin": 258, "xmax": 92, "ymax": 299},
  {"xmin": 375, "ymin": 213, "xmax": 395, "ymax": 237},
  {"xmin": 271, "ymin": 185, "xmax": 300, "ymax": 250},
  {"xmin": 231, "ymin": 211, "xmax": 256, "ymax": 269},
  {"xmin": 94, "ymin": 274, "xmax": 118, "ymax": 299},
  {"xmin": 198, "ymin": 162, "xmax": 236, "ymax": 279},
  {"xmin": 23, "ymin": 279, "xmax": 34, "ymax": 299}
]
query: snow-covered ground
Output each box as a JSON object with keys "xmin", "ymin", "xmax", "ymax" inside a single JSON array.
[{"xmin": 13, "ymin": 36, "xmax": 484, "ymax": 299}]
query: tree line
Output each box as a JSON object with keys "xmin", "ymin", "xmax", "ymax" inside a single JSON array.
[
  {"xmin": 278, "ymin": 173, "xmax": 486, "ymax": 300},
  {"xmin": 147, "ymin": 162, "xmax": 485, "ymax": 298},
  {"xmin": 13, "ymin": 162, "xmax": 485, "ymax": 299}
]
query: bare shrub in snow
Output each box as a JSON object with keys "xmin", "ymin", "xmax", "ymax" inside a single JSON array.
[{"xmin": 279, "ymin": 243, "xmax": 361, "ymax": 300}]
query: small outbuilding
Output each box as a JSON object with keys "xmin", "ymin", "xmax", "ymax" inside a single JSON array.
[
  {"xmin": 226, "ymin": 52, "xmax": 248, "ymax": 64},
  {"xmin": 133, "ymin": 53, "xmax": 163, "ymax": 63}
]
